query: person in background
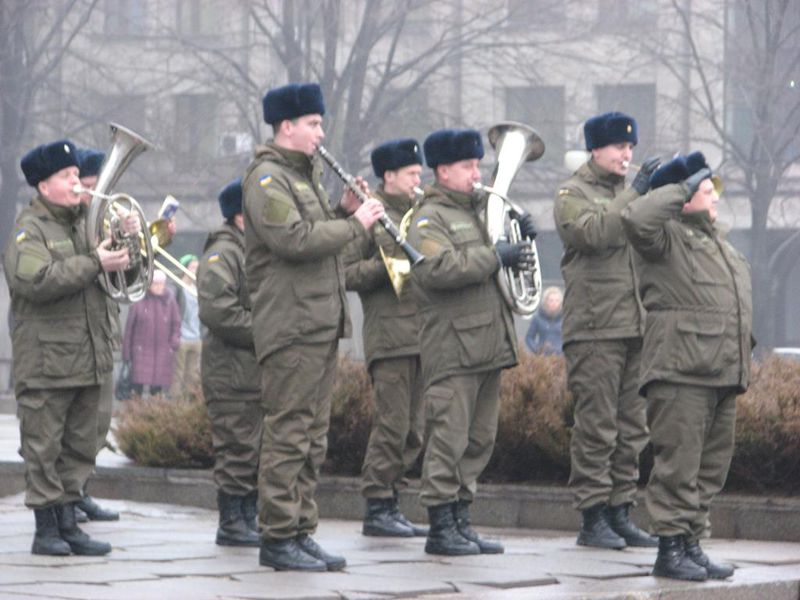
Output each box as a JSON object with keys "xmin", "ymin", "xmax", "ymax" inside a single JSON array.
[
  {"xmin": 524, "ymin": 286, "xmax": 564, "ymax": 355},
  {"xmin": 170, "ymin": 254, "xmax": 201, "ymax": 399},
  {"xmin": 122, "ymin": 270, "xmax": 181, "ymax": 398}
]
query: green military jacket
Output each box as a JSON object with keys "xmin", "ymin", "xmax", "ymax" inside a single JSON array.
[
  {"xmin": 621, "ymin": 184, "xmax": 753, "ymax": 394},
  {"xmin": 3, "ymin": 195, "xmax": 114, "ymax": 394},
  {"xmin": 553, "ymin": 160, "xmax": 645, "ymax": 343},
  {"xmin": 406, "ymin": 184, "xmax": 518, "ymax": 387},
  {"xmin": 197, "ymin": 223, "xmax": 260, "ymax": 402},
  {"xmin": 342, "ymin": 185, "xmax": 420, "ymax": 367},
  {"xmin": 242, "ymin": 142, "xmax": 362, "ymax": 362}
]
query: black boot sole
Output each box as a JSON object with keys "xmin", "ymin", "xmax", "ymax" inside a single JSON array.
[
  {"xmin": 652, "ymin": 566, "xmax": 708, "ymax": 581},
  {"xmin": 576, "ymin": 535, "xmax": 627, "ymax": 550},
  {"xmin": 362, "ymin": 524, "xmax": 414, "ymax": 537},
  {"xmin": 32, "ymin": 541, "xmax": 71, "ymax": 556},
  {"xmin": 216, "ymin": 535, "xmax": 260, "ymax": 547},
  {"xmin": 424, "ymin": 541, "xmax": 480, "ymax": 556}
]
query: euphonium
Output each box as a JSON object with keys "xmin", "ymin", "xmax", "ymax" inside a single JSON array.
[
  {"xmin": 85, "ymin": 123, "xmax": 155, "ymax": 303},
  {"xmin": 478, "ymin": 121, "xmax": 545, "ymax": 317}
]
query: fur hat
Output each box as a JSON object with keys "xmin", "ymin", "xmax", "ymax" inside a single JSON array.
[
  {"xmin": 218, "ymin": 178, "xmax": 243, "ymax": 219},
  {"xmin": 423, "ymin": 129, "xmax": 484, "ymax": 169},
  {"xmin": 584, "ymin": 112, "xmax": 638, "ymax": 151},
  {"xmin": 370, "ymin": 138, "xmax": 424, "ymax": 178},
  {"xmin": 77, "ymin": 148, "xmax": 106, "ymax": 178},
  {"xmin": 20, "ymin": 140, "xmax": 79, "ymax": 187},
  {"xmin": 649, "ymin": 151, "xmax": 711, "ymax": 190},
  {"xmin": 262, "ymin": 83, "xmax": 325, "ymax": 125}
]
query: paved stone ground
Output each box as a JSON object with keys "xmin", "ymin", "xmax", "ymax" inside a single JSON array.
[{"xmin": 1, "ymin": 493, "xmax": 800, "ymax": 600}]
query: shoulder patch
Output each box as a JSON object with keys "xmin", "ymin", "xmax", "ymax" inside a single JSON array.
[
  {"xmin": 207, "ymin": 252, "xmax": 220, "ymax": 264},
  {"xmin": 15, "ymin": 230, "xmax": 26, "ymax": 243},
  {"xmin": 416, "ymin": 217, "xmax": 430, "ymax": 228},
  {"xmin": 293, "ymin": 182, "xmax": 310, "ymax": 192},
  {"xmin": 259, "ymin": 174, "xmax": 273, "ymax": 187},
  {"xmin": 557, "ymin": 188, "xmax": 571, "ymax": 197}
]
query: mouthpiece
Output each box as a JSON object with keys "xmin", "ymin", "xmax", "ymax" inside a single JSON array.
[
  {"xmin": 73, "ymin": 184, "xmax": 86, "ymax": 194},
  {"xmin": 621, "ymin": 160, "xmax": 630, "ymax": 169}
]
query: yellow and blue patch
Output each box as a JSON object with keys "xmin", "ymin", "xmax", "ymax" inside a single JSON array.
[
  {"xmin": 259, "ymin": 174, "xmax": 273, "ymax": 187},
  {"xmin": 207, "ymin": 252, "xmax": 220, "ymax": 264},
  {"xmin": 416, "ymin": 217, "xmax": 430, "ymax": 228},
  {"xmin": 15, "ymin": 230, "xmax": 26, "ymax": 243}
]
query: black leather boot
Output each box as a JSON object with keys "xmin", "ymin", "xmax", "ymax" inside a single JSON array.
[
  {"xmin": 32, "ymin": 507, "xmax": 71, "ymax": 556},
  {"xmin": 363, "ymin": 498, "xmax": 413, "ymax": 537},
  {"xmin": 76, "ymin": 495, "xmax": 120, "ymax": 521},
  {"xmin": 259, "ymin": 538, "xmax": 326, "ymax": 571},
  {"xmin": 425, "ymin": 503, "xmax": 480, "ymax": 556},
  {"xmin": 296, "ymin": 533, "xmax": 347, "ymax": 571},
  {"xmin": 390, "ymin": 492, "xmax": 428, "ymax": 536},
  {"xmin": 241, "ymin": 490, "xmax": 258, "ymax": 533},
  {"xmin": 453, "ymin": 500, "xmax": 504, "ymax": 554},
  {"xmin": 216, "ymin": 491, "xmax": 259, "ymax": 547},
  {"xmin": 652, "ymin": 535, "xmax": 708, "ymax": 581},
  {"xmin": 55, "ymin": 503, "xmax": 112, "ymax": 556},
  {"xmin": 605, "ymin": 503, "xmax": 657, "ymax": 547},
  {"xmin": 685, "ymin": 539, "xmax": 734, "ymax": 579},
  {"xmin": 577, "ymin": 503, "xmax": 626, "ymax": 549}
]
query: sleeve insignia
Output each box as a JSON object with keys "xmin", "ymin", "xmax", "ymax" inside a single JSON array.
[
  {"xmin": 416, "ymin": 217, "xmax": 430, "ymax": 228},
  {"xmin": 207, "ymin": 252, "xmax": 220, "ymax": 264},
  {"xmin": 259, "ymin": 174, "xmax": 273, "ymax": 187},
  {"xmin": 557, "ymin": 188, "xmax": 571, "ymax": 197},
  {"xmin": 15, "ymin": 230, "xmax": 26, "ymax": 243}
]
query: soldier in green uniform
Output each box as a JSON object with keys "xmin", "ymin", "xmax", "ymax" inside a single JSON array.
[
  {"xmin": 73, "ymin": 148, "xmax": 121, "ymax": 523},
  {"xmin": 554, "ymin": 112, "xmax": 660, "ymax": 549},
  {"xmin": 4, "ymin": 140, "xmax": 132, "ymax": 556},
  {"xmin": 406, "ymin": 128, "xmax": 533, "ymax": 556},
  {"xmin": 198, "ymin": 178, "xmax": 261, "ymax": 547},
  {"xmin": 343, "ymin": 138, "xmax": 427, "ymax": 538},
  {"xmin": 622, "ymin": 153, "xmax": 752, "ymax": 581},
  {"xmin": 243, "ymin": 82, "xmax": 385, "ymax": 571}
]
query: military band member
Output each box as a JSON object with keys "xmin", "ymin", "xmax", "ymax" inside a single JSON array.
[
  {"xmin": 73, "ymin": 148, "xmax": 121, "ymax": 523},
  {"xmin": 243, "ymin": 82, "xmax": 384, "ymax": 571},
  {"xmin": 4, "ymin": 140, "xmax": 130, "ymax": 556},
  {"xmin": 406, "ymin": 128, "xmax": 533, "ymax": 556},
  {"xmin": 342, "ymin": 138, "xmax": 427, "ymax": 538},
  {"xmin": 554, "ymin": 112, "xmax": 660, "ymax": 549},
  {"xmin": 621, "ymin": 153, "xmax": 752, "ymax": 581},
  {"xmin": 198, "ymin": 179, "xmax": 262, "ymax": 547}
]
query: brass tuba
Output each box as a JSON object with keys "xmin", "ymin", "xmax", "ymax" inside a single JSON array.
[
  {"xmin": 477, "ymin": 121, "xmax": 545, "ymax": 317},
  {"xmin": 85, "ymin": 123, "xmax": 155, "ymax": 303}
]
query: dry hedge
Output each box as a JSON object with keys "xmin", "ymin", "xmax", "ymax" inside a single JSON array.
[{"xmin": 112, "ymin": 353, "xmax": 800, "ymax": 492}]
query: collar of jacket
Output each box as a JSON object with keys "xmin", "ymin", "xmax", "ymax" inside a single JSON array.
[
  {"xmin": 33, "ymin": 194, "xmax": 82, "ymax": 225},
  {"xmin": 258, "ymin": 141, "xmax": 319, "ymax": 178},
  {"xmin": 204, "ymin": 222, "xmax": 244, "ymax": 253},
  {"xmin": 580, "ymin": 159, "xmax": 626, "ymax": 189},
  {"xmin": 375, "ymin": 184, "xmax": 413, "ymax": 214},
  {"xmin": 430, "ymin": 181, "xmax": 480, "ymax": 209}
]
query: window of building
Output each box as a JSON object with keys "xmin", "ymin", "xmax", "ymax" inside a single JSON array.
[
  {"xmin": 176, "ymin": 0, "xmax": 222, "ymax": 36},
  {"xmin": 91, "ymin": 94, "xmax": 147, "ymax": 145},
  {"xmin": 505, "ymin": 86, "xmax": 565, "ymax": 164},
  {"xmin": 596, "ymin": 0, "xmax": 657, "ymax": 31},
  {"xmin": 595, "ymin": 84, "xmax": 656, "ymax": 156},
  {"xmin": 507, "ymin": 0, "xmax": 565, "ymax": 30},
  {"xmin": 104, "ymin": 0, "xmax": 147, "ymax": 36},
  {"xmin": 174, "ymin": 94, "xmax": 218, "ymax": 167}
]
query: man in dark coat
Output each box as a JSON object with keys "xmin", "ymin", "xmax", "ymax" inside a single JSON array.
[
  {"xmin": 405, "ymin": 128, "xmax": 531, "ymax": 556},
  {"xmin": 553, "ymin": 112, "xmax": 660, "ymax": 549},
  {"xmin": 343, "ymin": 138, "xmax": 427, "ymax": 537},
  {"xmin": 3, "ymin": 140, "xmax": 130, "ymax": 555},
  {"xmin": 198, "ymin": 178, "xmax": 262, "ymax": 547},
  {"xmin": 621, "ymin": 153, "xmax": 753, "ymax": 581},
  {"xmin": 243, "ymin": 82, "xmax": 384, "ymax": 571}
]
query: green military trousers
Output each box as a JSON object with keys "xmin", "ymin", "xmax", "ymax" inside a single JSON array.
[
  {"xmin": 95, "ymin": 372, "xmax": 114, "ymax": 456},
  {"xmin": 420, "ymin": 369, "xmax": 501, "ymax": 507},
  {"xmin": 17, "ymin": 385, "xmax": 101, "ymax": 508},
  {"xmin": 208, "ymin": 400, "xmax": 264, "ymax": 496},
  {"xmin": 258, "ymin": 341, "xmax": 337, "ymax": 541},
  {"xmin": 565, "ymin": 337, "xmax": 648, "ymax": 510},
  {"xmin": 360, "ymin": 355, "xmax": 425, "ymax": 499},
  {"xmin": 645, "ymin": 382, "xmax": 737, "ymax": 540}
]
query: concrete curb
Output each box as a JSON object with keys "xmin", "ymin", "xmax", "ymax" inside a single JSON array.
[{"xmin": 2, "ymin": 460, "xmax": 798, "ymax": 542}]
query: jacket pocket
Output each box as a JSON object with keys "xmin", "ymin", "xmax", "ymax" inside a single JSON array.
[
  {"xmin": 673, "ymin": 316, "xmax": 725, "ymax": 376},
  {"xmin": 38, "ymin": 328, "xmax": 88, "ymax": 378},
  {"xmin": 452, "ymin": 310, "xmax": 497, "ymax": 368}
]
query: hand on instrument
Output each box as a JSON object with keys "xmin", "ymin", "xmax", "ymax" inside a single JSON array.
[
  {"xmin": 684, "ymin": 167, "xmax": 712, "ymax": 199},
  {"xmin": 631, "ymin": 156, "xmax": 662, "ymax": 195},
  {"xmin": 495, "ymin": 240, "xmax": 535, "ymax": 270},
  {"xmin": 354, "ymin": 198, "xmax": 385, "ymax": 230},
  {"xmin": 340, "ymin": 176, "xmax": 371, "ymax": 214},
  {"xmin": 96, "ymin": 238, "xmax": 130, "ymax": 273},
  {"xmin": 511, "ymin": 209, "xmax": 538, "ymax": 240}
]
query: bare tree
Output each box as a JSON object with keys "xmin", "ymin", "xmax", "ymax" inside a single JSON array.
[{"xmin": 0, "ymin": 0, "xmax": 98, "ymax": 250}]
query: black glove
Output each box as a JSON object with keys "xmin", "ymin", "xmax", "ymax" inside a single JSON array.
[
  {"xmin": 496, "ymin": 240, "xmax": 535, "ymax": 270},
  {"xmin": 684, "ymin": 167, "xmax": 712, "ymax": 198},
  {"xmin": 512, "ymin": 210, "xmax": 538, "ymax": 240},
  {"xmin": 631, "ymin": 156, "xmax": 662, "ymax": 195}
]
